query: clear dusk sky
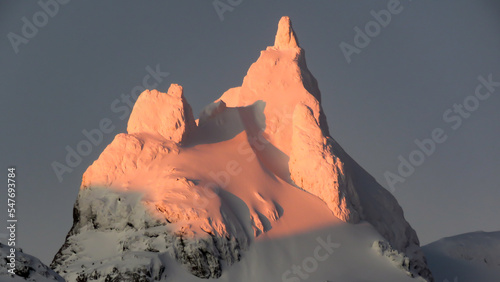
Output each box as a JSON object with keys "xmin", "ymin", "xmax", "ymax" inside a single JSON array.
[{"xmin": 1, "ymin": 0, "xmax": 499, "ymax": 264}]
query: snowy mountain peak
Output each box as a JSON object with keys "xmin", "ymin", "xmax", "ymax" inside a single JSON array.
[
  {"xmin": 126, "ymin": 85, "xmax": 196, "ymax": 143},
  {"xmin": 52, "ymin": 17, "xmax": 433, "ymax": 281},
  {"xmin": 274, "ymin": 16, "xmax": 299, "ymax": 49},
  {"xmin": 166, "ymin": 83, "xmax": 183, "ymax": 97}
]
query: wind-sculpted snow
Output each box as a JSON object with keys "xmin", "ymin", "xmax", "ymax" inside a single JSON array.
[
  {"xmin": 198, "ymin": 100, "xmax": 227, "ymax": 127},
  {"xmin": 127, "ymin": 84, "xmax": 196, "ymax": 143},
  {"xmin": 289, "ymin": 103, "xmax": 361, "ymax": 223},
  {"xmin": 274, "ymin": 16, "xmax": 299, "ymax": 50}
]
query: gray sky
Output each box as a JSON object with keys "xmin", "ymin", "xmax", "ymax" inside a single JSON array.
[{"xmin": 1, "ymin": 0, "xmax": 499, "ymax": 264}]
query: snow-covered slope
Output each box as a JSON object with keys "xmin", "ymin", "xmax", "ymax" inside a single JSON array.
[
  {"xmin": 423, "ymin": 231, "xmax": 500, "ymax": 282},
  {"xmin": 155, "ymin": 223, "xmax": 428, "ymax": 282},
  {"xmin": 0, "ymin": 243, "xmax": 64, "ymax": 281},
  {"xmin": 51, "ymin": 16, "xmax": 433, "ymax": 281}
]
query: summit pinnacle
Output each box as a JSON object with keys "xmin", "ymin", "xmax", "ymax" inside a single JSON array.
[{"xmin": 274, "ymin": 16, "xmax": 299, "ymax": 49}]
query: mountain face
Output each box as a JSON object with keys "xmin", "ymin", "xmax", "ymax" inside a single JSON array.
[
  {"xmin": 0, "ymin": 243, "xmax": 64, "ymax": 282},
  {"xmin": 51, "ymin": 16, "xmax": 433, "ymax": 281}
]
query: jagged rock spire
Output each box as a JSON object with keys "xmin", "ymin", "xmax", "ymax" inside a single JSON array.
[
  {"xmin": 127, "ymin": 84, "xmax": 196, "ymax": 143},
  {"xmin": 274, "ymin": 16, "xmax": 299, "ymax": 49}
]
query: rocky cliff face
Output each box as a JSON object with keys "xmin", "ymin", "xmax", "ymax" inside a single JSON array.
[
  {"xmin": 51, "ymin": 186, "xmax": 247, "ymax": 280},
  {"xmin": 51, "ymin": 16, "xmax": 433, "ymax": 281}
]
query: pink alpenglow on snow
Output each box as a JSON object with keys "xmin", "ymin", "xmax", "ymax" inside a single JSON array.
[
  {"xmin": 51, "ymin": 16, "xmax": 434, "ymax": 281},
  {"xmin": 274, "ymin": 16, "xmax": 299, "ymax": 49},
  {"xmin": 289, "ymin": 103, "xmax": 361, "ymax": 223},
  {"xmin": 127, "ymin": 84, "xmax": 197, "ymax": 143}
]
